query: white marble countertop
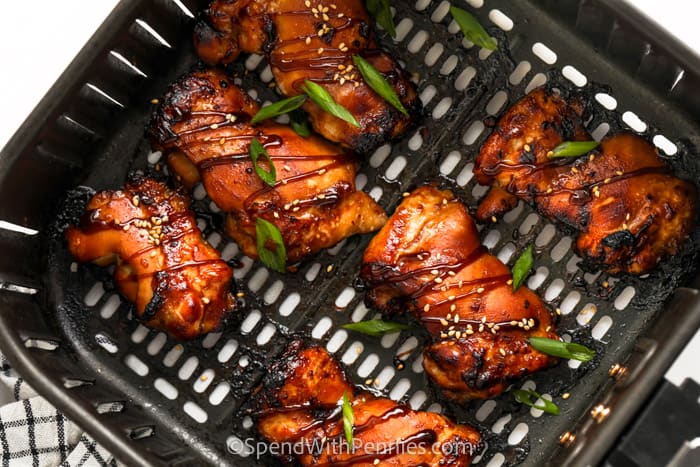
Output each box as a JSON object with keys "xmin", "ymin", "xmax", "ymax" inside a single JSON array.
[{"xmin": 0, "ymin": 0, "xmax": 698, "ymax": 397}]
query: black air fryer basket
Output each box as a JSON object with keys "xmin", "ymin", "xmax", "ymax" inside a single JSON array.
[{"xmin": 1, "ymin": 0, "xmax": 700, "ymax": 465}]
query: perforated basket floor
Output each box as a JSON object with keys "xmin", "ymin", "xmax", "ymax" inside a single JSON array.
[{"xmin": 2, "ymin": 0, "xmax": 700, "ymax": 466}]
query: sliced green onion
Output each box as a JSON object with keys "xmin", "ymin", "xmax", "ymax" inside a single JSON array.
[
  {"xmin": 366, "ymin": 0, "xmax": 396, "ymax": 38},
  {"xmin": 450, "ymin": 6, "xmax": 498, "ymax": 51},
  {"xmin": 511, "ymin": 244, "xmax": 534, "ymax": 292},
  {"xmin": 342, "ymin": 391, "xmax": 354, "ymax": 446},
  {"xmin": 528, "ymin": 337, "xmax": 596, "ymax": 362},
  {"xmin": 289, "ymin": 109, "xmax": 311, "ymax": 137},
  {"xmin": 249, "ymin": 138, "xmax": 276, "ymax": 186},
  {"xmin": 342, "ymin": 319, "xmax": 412, "ymax": 337},
  {"xmin": 301, "ymin": 80, "xmax": 360, "ymax": 128},
  {"xmin": 548, "ymin": 141, "xmax": 601, "ymax": 158},
  {"xmin": 250, "ymin": 95, "xmax": 308, "ymax": 124},
  {"xmin": 513, "ymin": 389, "xmax": 560, "ymax": 415},
  {"xmin": 352, "ymin": 55, "xmax": 408, "ymax": 116},
  {"xmin": 255, "ymin": 218, "xmax": 286, "ymax": 273}
]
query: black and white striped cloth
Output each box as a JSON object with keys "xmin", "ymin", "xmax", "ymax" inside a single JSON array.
[{"xmin": 0, "ymin": 354, "xmax": 117, "ymax": 466}]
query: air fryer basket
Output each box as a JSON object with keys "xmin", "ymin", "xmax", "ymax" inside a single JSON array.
[{"xmin": 1, "ymin": 0, "xmax": 700, "ymax": 465}]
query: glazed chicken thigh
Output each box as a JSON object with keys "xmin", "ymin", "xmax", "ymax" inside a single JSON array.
[
  {"xmin": 194, "ymin": 0, "xmax": 421, "ymax": 153},
  {"xmin": 255, "ymin": 340, "xmax": 482, "ymax": 466},
  {"xmin": 149, "ymin": 69, "xmax": 387, "ymax": 266},
  {"xmin": 66, "ymin": 176, "xmax": 235, "ymax": 340},
  {"xmin": 473, "ymin": 86, "xmax": 697, "ymax": 274},
  {"xmin": 361, "ymin": 186, "xmax": 558, "ymax": 401}
]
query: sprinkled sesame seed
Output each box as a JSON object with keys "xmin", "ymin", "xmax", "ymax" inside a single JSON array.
[
  {"xmin": 440, "ymin": 318, "xmax": 449, "ymax": 326},
  {"xmin": 318, "ymin": 169, "xmax": 327, "ymax": 174},
  {"xmin": 202, "ymin": 297, "xmax": 210, "ymax": 304},
  {"xmin": 318, "ymin": 48, "xmax": 324, "ymax": 54},
  {"xmin": 434, "ymin": 277, "xmax": 443, "ymax": 284},
  {"xmin": 466, "ymin": 328, "xmax": 474, "ymax": 335},
  {"xmin": 326, "ymin": 264, "xmax": 334, "ymax": 273},
  {"xmin": 524, "ymin": 144, "xmax": 531, "ymax": 152},
  {"xmin": 546, "ymin": 150, "xmax": 554, "ymax": 157},
  {"xmin": 374, "ymin": 459, "xmax": 380, "ymax": 465},
  {"xmin": 455, "ymin": 331, "xmax": 462, "ymax": 339},
  {"xmin": 510, "ymin": 320, "xmax": 518, "ymax": 326},
  {"xmin": 338, "ymin": 12, "xmax": 344, "ymax": 17},
  {"xmin": 602, "ymin": 281, "xmax": 609, "ymax": 288},
  {"xmin": 545, "ymin": 325, "xmax": 552, "ymax": 332},
  {"xmin": 448, "ymin": 295, "xmax": 455, "ymax": 301},
  {"xmin": 448, "ymin": 330, "xmax": 455, "ymax": 337},
  {"xmin": 132, "ymin": 195, "xmax": 140, "ymax": 206},
  {"xmin": 440, "ymin": 332, "xmax": 448, "ymax": 339},
  {"xmin": 430, "ymin": 269, "xmax": 439, "ymax": 275},
  {"xmin": 339, "ymin": 42, "xmax": 346, "ymax": 49},
  {"xmin": 476, "ymin": 287, "xmax": 485, "ymax": 293},
  {"xmin": 305, "ymin": 0, "xmax": 311, "ymax": 6},
  {"xmin": 499, "ymin": 348, "xmax": 506, "ymax": 356},
  {"xmin": 555, "ymin": 308, "xmax": 562, "ymax": 315},
  {"xmin": 491, "ymin": 216, "xmax": 498, "ymax": 223},
  {"xmin": 318, "ymin": 194, "xmax": 326, "ymax": 200},
  {"xmin": 478, "ymin": 324, "xmax": 484, "ymax": 332},
  {"xmin": 604, "ymin": 178, "xmax": 611, "ymax": 184},
  {"xmin": 562, "ymin": 393, "xmax": 571, "ymax": 400},
  {"xmin": 571, "ymin": 167, "xmax": 579, "ymax": 173},
  {"xmin": 273, "ymin": 212, "xmax": 279, "ymax": 218},
  {"xmin": 595, "ymin": 190, "xmax": 601, "ymax": 198},
  {"xmin": 210, "ymin": 123, "xmax": 219, "ymax": 129},
  {"xmin": 448, "ymin": 271, "xmax": 456, "ymax": 276},
  {"xmin": 625, "ymin": 213, "xmax": 630, "ymax": 220},
  {"xmin": 546, "ymin": 187, "xmax": 553, "ymax": 194},
  {"xmin": 292, "ymin": 207, "xmax": 301, "ymax": 212},
  {"xmin": 482, "ymin": 316, "xmax": 487, "ymax": 323},
  {"xmin": 450, "ymin": 304, "xmax": 456, "ymax": 312},
  {"xmin": 616, "ymin": 170, "xmax": 623, "ymax": 176},
  {"xmin": 442, "ymin": 198, "xmax": 448, "ymax": 205},
  {"xmin": 454, "ymin": 314, "xmax": 459, "ymax": 323},
  {"xmin": 402, "ymin": 192, "xmax": 410, "ymax": 197},
  {"xmin": 423, "ymin": 304, "xmax": 430, "ymax": 312},
  {"xmin": 312, "ymin": 7, "xmax": 318, "ymax": 13},
  {"xmin": 589, "ymin": 154, "xmax": 595, "ymax": 161},
  {"xmin": 305, "ymin": 37, "xmax": 311, "ymax": 45},
  {"xmin": 507, "ymin": 279, "xmax": 513, "ymax": 285},
  {"xmin": 150, "ymin": 98, "xmax": 159, "ymax": 104}
]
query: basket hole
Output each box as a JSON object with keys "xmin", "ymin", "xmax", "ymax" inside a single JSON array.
[
  {"xmin": 384, "ymin": 156, "xmax": 407, "ymax": 180},
  {"xmin": 125, "ymin": 354, "xmax": 149, "ymax": 377},
  {"xmin": 221, "ymin": 242, "xmax": 239, "ymax": 261},
  {"xmin": 525, "ymin": 73, "xmax": 547, "ymax": 94},
  {"xmin": 491, "ymin": 414, "xmax": 512, "ymax": 434},
  {"xmin": 415, "ymin": 0, "xmax": 430, "ymax": 11},
  {"xmin": 356, "ymin": 173, "xmax": 368, "ymax": 190},
  {"xmin": 456, "ymin": 162, "xmax": 475, "ymax": 186},
  {"xmin": 233, "ymin": 256, "xmax": 254, "ymax": 279},
  {"xmin": 622, "ymin": 111, "xmax": 647, "ymax": 132},
  {"xmin": 24, "ymin": 338, "xmax": 59, "ymax": 351},
  {"xmin": 163, "ymin": 345, "xmax": 184, "ymax": 367},
  {"xmin": 351, "ymin": 302, "xmax": 370, "ymax": 322},
  {"xmin": 407, "ymin": 30, "xmax": 429, "ymax": 53},
  {"xmin": 562, "ymin": 65, "xmax": 587, "ymax": 87},
  {"xmin": 466, "ymin": 0, "xmax": 484, "ymax": 6},
  {"xmin": 305, "ymin": 263, "xmax": 322, "ymax": 282},
  {"xmin": 420, "ymin": 85, "xmax": 437, "ymax": 105},
  {"xmin": 341, "ymin": 341, "xmax": 364, "ymax": 364},
  {"xmin": 96, "ymin": 402, "xmax": 124, "ymax": 414},
  {"xmin": 357, "ymin": 353, "xmax": 380, "ymax": 378},
  {"xmin": 245, "ymin": 54, "xmax": 264, "ymax": 70},
  {"xmin": 576, "ymin": 303, "xmax": 598, "ymax": 326},
  {"xmin": 503, "ymin": 201, "xmax": 525, "ymax": 223},
  {"xmin": 369, "ymin": 144, "xmax": 392, "ymax": 168},
  {"xmin": 483, "ymin": 230, "xmax": 501, "ymax": 249},
  {"xmin": 227, "ymin": 435, "xmax": 253, "ymax": 457},
  {"xmin": 381, "ymin": 331, "xmax": 400, "ymax": 349},
  {"xmin": 131, "ymin": 325, "xmax": 150, "ymax": 344},
  {"xmin": 431, "ymin": 1, "xmax": 451, "ymax": 21},
  {"xmin": 147, "ymin": 334, "xmax": 168, "ymax": 358},
  {"xmin": 206, "ymin": 232, "xmax": 222, "ymax": 248},
  {"xmin": 100, "ymin": 295, "xmax": 121, "ymax": 320},
  {"xmin": 486, "ymin": 453, "xmax": 505, "ymax": 467},
  {"xmin": 532, "ymin": 42, "xmax": 557, "ymax": 64},
  {"xmin": 408, "ymin": 132, "xmax": 424, "ymax": 150},
  {"xmin": 425, "ymin": 43, "xmax": 444, "ymax": 66},
  {"xmin": 241, "ymin": 310, "xmax": 262, "ymax": 334},
  {"xmin": 463, "ymin": 121, "xmax": 485, "ymax": 145},
  {"xmin": 440, "ymin": 151, "xmax": 462, "ymax": 175},
  {"xmin": 509, "ymin": 61, "xmax": 531, "ymax": 85},
  {"xmin": 527, "ymin": 267, "xmax": 549, "ymax": 290},
  {"xmin": 595, "ymin": 93, "xmax": 617, "ymax": 110},
  {"xmin": 535, "ymin": 224, "xmax": 556, "ymax": 247},
  {"xmin": 184, "ymin": 401, "xmax": 208, "ymax": 424},
  {"xmin": 312, "ymin": 317, "xmax": 333, "ymax": 339},
  {"xmin": 264, "ymin": 280, "xmax": 284, "ymax": 304},
  {"xmin": 440, "ymin": 55, "xmax": 459, "ymax": 75},
  {"xmin": 129, "ymin": 426, "xmax": 155, "ymax": 440},
  {"xmin": 472, "ymin": 442, "xmax": 488, "ymax": 464},
  {"xmin": 426, "ymin": 402, "xmax": 443, "ymax": 414},
  {"xmin": 476, "ymin": 399, "xmax": 497, "ymax": 421},
  {"xmin": 396, "ymin": 337, "xmax": 420, "ymax": 358},
  {"xmin": 560, "ymin": 291, "xmax": 581, "ymax": 315},
  {"xmin": 551, "ymin": 237, "xmax": 572, "ymax": 262},
  {"xmin": 592, "ymin": 316, "xmax": 613, "ymax": 340},
  {"xmin": 497, "ymin": 243, "xmax": 515, "ymax": 264},
  {"xmin": 375, "ymin": 366, "xmax": 396, "ymax": 389},
  {"xmin": 409, "ymin": 390, "xmax": 427, "ymax": 410},
  {"xmin": 614, "ymin": 286, "xmax": 636, "ymax": 310},
  {"xmin": 329, "ymin": 239, "xmax": 347, "ymax": 256},
  {"xmin": 202, "ymin": 332, "xmax": 222, "ymax": 350},
  {"xmin": 566, "ymin": 254, "xmax": 582, "ymax": 273},
  {"xmin": 63, "ymin": 378, "xmax": 93, "ymax": 389},
  {"xmin": 412, "ymin": 354, "xmax": 424, "ymax": 373},
  {"xmin": 653, "ymin": 134, "xmax": 678, "ymax": 155},
  {"xmin": 327, "ymin": 330, "xmax": 348, "ymax": 353},
  {"xmin": 95, "ymin": 333, "xmax": 118, "ymax": 354},
  {"xmin": 84, "ymin": 282, "xmax": 105, "ymax": 307},
  {"xmin": 489, "ymin": 9, "xmax": 513, "ymax": 31},
  {"xmin": 455, "ymin": 66, "xmax": 477, "ymax": 91},
  {"xmin": 247, "ymin": 268, "xmax": 268, "ymax": 292},
  {"xmin": 178, "ymin": 356, "xmax": 199, "ymax": 380},
  {"xmin": 256, "ymin": 323, "xmax": 277, "ymax": 345},
  {"xmin": 335, "ymin": 287, "xmax": 356, "ymax": 309},
  {"xmin": 154, "ymin": 378, "xmax": 178, "ymax": 400},
  {"xmin": 260, "ymin": 65, "xmax": 273, "ymax": 83},
  {"xmin": 193, "ymin": 369, "xmax": 215, "ymax": 393},
  {"xmin": 519, "ymin": 212, "xmax": 539, "ymax": 235},
  {"xmin": 544, "ymin": 279, "xmax": 565, "ymax": 301},
  {"xmin": 432, "ymin": 97, "xmax": 453, "ymax": 119},
  {"xmin": 134, "ymin": 18, "xmax": 172, "ymax": 46},
  {"xmin": 217, "ymin": 339, "xmax": 239, "ymax": 363},
  {"xmin": 209, "ymin": 382, "xmax": 231, "ymax": 406},
  {"xmin": 486, "ymin": 91, "xmax": 508, "ymax": 115},
  {"xmin": 389, "ymin": 378, "xmax": 411, "ymax": 401},
  {"xmin": 591, "ymin": 122, "xmax": 610, "ymax": 141}
]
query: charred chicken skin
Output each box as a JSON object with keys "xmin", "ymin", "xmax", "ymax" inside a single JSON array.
[
  {"xmin": 474, "ymin": 86, "xmax": 698, "ymax": 275},
  {"xmin": 194, "ymin": 0, "xmax": 421, "ymax": 153},
  {"xmin": 255, "ymin": 340, "xmax": 481, "ymax": 466},
  {"xmin": 148, "ymin": 69, "xmax": 387, "ymax": 265},
  {"xmin": 360, "ymin": 186, "xmax": 558, "ymax": 401},
  {"xmin": 65, "ymin": 176, "xmax": 235, "ymax": 340}
]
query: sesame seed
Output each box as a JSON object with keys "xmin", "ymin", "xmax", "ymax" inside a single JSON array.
[
  {"xmin": 402, "ymin": 192, "xmax": 410, "ymax": 197},
  {"xmin": 150, "ymin": 98, "xmax": 159, "ymax": 104},
  {"xmin": 625, "ymin": 213, "xmax": 630, "ymax": 220},
  {"xmin": 338, "ymin": 13, "xmax": 344, "ymax": 17},
  {"xmin": 528, "ymin": 319, "xmax": 535, "ymax": 327},
  {"xmin": 604, "ymin": 178, "xmax": 611, "ymax": 184},
  {"xmin": 454, "ymin": 314, "xmax": 459, "ymax": 323},
  {"xmin": 326, "ymin": 264, "xmax": 334, "ymax": 273},
  {"xmin": 446, "ymin": 313, "xmax": 451, "ymax": 320},
  {"xmin": 318, "ymin": 169, "xmax": 326, "ymax": 175},
  {"xmin": 219, "ymin": 137, "xmax": 226, "ymax": 145},
  {"xmin": 622, "ymin": 223, "xmax": 628, "ymax": 229},
  {"xmin": 210, "ymin": 123, "xmax": 219, "ymax": 130},
  {"xmin": 562, "ymin": 393, "xmax": 571, "ymax": 400},
  {"xmin": 305, "ymin": 37, "xmax": 311, "ymax": 45},
  {"xmin": 440, "ymin": 318, "xmax": 449, "ymax": 326},
  {"xmin": 448, "ymin": 271, "xmax": 456, "ymax": 276},
  {"xmin": 331, "ymin": 4, "xmax": 337, "ymax": 8},
  {"xmin": 448, "ymin": 330, "xmax": 455, "ymax": 337},
  {"xmin": 589, "ymin": 154, "xmax": 595, "ymax": 161},
  {"xmin": 546, "ymin": 150, "xmax": 554, "ymax": 157},
  {"xmin": 318, "ymin": 48, "xmax": 324, "ymax": 54},
  {"xmin": 318, "ymin": 194, "xmax": 326, "ymax": 200},
  {"xmin": 305, "ymin": 0, "xmax": 311, "ymax": 6},
  {"xmin": 482, "ymin": 316, "xmax": 487, "ymax": 323},
  {"xmin": 602, "ymin": 281, "xmax": 609, "ymax": 288},
  {"xmin": 374, "ymin": 460, "xmax": 380, "ymax": 465},
  {"xmin": 546, "ymin": 187, "xmax": 553, "ymax": 194},
  {"xmin": 491, "ymin": 216, "xmax": 498, "ymax": 223},
  {"xmin": 507, "ymin": 279, "xmax": 513, "ymax": 285},
  {"xmin": 273, "ymin": 212, "xmax": 279, "ymax": 218},
  {"xmin": 292, "ymin": 207, "xmax": 300, "ymax": 212},
  {"xmin": 123, "ymin": 224, "xmax": 130, "ymax": 231},
  {"xmin": 476, "ymin": 287, "xmax": 485, "ymax": 293},
  {"xmin": 312, "ymin": 7, "xmax": 318, "ymax": 13},
  {"xmin": 442, "ymin": 198, "xmax": 448, "ymax": 205},
  {"xmin": 346, "ymin": 65, "xmax": 354, "ymax": 71},
  {"xmin": 545, "ymin": 325, "xmax": 552, "ymax": 332},
  {"xmin": 466, "ymin": 328, "xmax": 474, "ymax": 335},
  {"xmin": 317, "ymin": 29, "xmax": 324, "ymax": 36},
  {"xmin": 450, "ymin": 304, "xmax": 456, "ymax": 312},
  {"xmin": 440, "ymin": 332, "xmax": 448, "ymax": 339},
  {"xmin": 430, "ymin": 269, "xmax": 439, "ymax": 275},
  {"xmin": 202, "ymin": 297, "xmax": 210, "ymax": 304},
  {"xmin": 200, "ymin": 374, "xmax": 208, "ymax": 381},
  {"xmin": 423, "ymin": 304, "xmax": 430, "ymax": 312},
  {"xmin": 132, "ymin": 195, "xmax": 140, "ymax": 206},
  {"xmin": 434, "ymin": 277, "xmax": 443, "ymax": 284},
  {"xmin": 478, "ymin": 324, "xmax": 484, "ymax": 332},
  {"xmin": 571, "ymin": 167, "xmax": 579, "ymax": 174},
  {"xmin": 455, "ymin": 331, "xmax": 462, "ymax": 339},
  {"xmin": 284, "ymin": 204, "xmax": 291, "ymax": 210},
  {"xmin": 616, "ymin": 170, "xmax": 623, "ymax": 176},
  {"xmin": 499, "ymin": 348, "xmax": 506, "ymax": 356},
  {"xmin": 339, "ymin": 42, "xmax": 346, "ymax": 49},
  {"xmin": 494, "ymin": 325, "xmax": 500, "ymax": 331},
  {"xmin": 524, "ymin": 144, "xmax": 531, "ymax": 152},
  {"xmin": 595, "ymin": 190, "xmax": 601, "ymax": 198},
  {"xmin": 487, "ymin": 322, "xmax": 494, "ymax": 329},
  {"xmin": 323, "ymin": 13, "xmax": 329, "ymax": 21}
]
